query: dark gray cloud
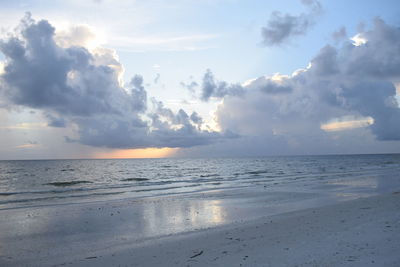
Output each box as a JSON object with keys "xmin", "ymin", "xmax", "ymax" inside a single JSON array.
[
  {"xmin": 129, "ymin": 75, "xmax": 147, "ymax": 113},
  {"xmin": 190, "ymin": 111, "xmax": 202, "ymax": 125},
  {"xmin": 0, "ymin": 13, "xmax": 227, "ymax": 149},
  {"xmin": 338, "ymin": 81, "xmax": 400, "ymax": 141},
  {"xmin": 0, "ymin": 14, "xmax": 125, "ymax": 117},
  {"xmin": 200, "ymin": 69, "xmax": 244, "ymax": 101},
  {"xmin": 45, "ymin": 113, "xmax": 66, "ymax": 128},
  {"xmin": 261, "ymin": 0, "xmax": 321, "ymax": 46},
  {"xmin": 309, "ymin": 45, "xmax": 339, "ymax": 76},
  {"xmin": 342, "ymin": 18, "xmax": 400, "ymax": 80}
]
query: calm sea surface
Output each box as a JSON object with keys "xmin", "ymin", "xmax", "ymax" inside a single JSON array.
[{"xmin": 1, "ymin": 154, "xmax": 400, "ymax": 210}]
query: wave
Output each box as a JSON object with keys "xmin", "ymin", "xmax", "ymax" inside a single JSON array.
[
  {"xmin": 45, "ymin": 181, "xmax": 93, "ymax": 187},
  {"xmin": 199, "ymin": 174, "xmax": 219, "ymax": 178},
  {"xmin": 120, "ymin": 178, "xmax": 149, "ymax": 182}
]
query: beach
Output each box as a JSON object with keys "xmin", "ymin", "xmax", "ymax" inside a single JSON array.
[
  {"xmin": 1, "ymin": 1, "xmax": 400, "ymax": 265},
  {"xmin": 1, "ymin": 156, "xmax": 400, "ymax": 266},
  {"xmin": 1, "ymin": 1, "xmax": 400, "ymax": 266},
  {"xmin": 73, "ymin": 192, "xmax": 400, "ymax": 267},
  {"xmin": 1, "ymin": 188, "xmax": 400, "ymax": 266}
]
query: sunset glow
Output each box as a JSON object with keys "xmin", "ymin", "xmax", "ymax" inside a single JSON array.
[{"xmin": 94, "ymin": 147, "xmax": 178, "ymax": 159}]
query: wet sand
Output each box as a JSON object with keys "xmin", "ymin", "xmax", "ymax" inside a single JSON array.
[
  {"xmin": 67, "ymin": 192, "xmax": 400, "ymax": 267},
  {"xmin": 1, "ymin": 189, "xmax": 400, "ymax": 266}
]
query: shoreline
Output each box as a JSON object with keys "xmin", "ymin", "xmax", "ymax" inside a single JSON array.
[{"xmin": 1, "ymin": 188, "xmax": 400, "ymax": 266}]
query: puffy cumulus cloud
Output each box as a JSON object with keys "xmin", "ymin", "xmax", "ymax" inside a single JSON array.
[
  {"xmin": 0, "ymin": 14, "xmax": 124, "ymax": 116},
  {"xmin": 0, "ymin": 13, "xmax": 226, "ymax": 149},
  {"xmin": 261, "ymin": 0, "xmax": 322, "ymax": 46},
  {"xmin": 215, "ymin": 18, "xmax": 400, "ymax": 153}
]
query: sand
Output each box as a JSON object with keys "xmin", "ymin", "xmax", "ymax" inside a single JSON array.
[{"xmin": 2, "ymin": 190, "xmax": 399, "ymax": 266}]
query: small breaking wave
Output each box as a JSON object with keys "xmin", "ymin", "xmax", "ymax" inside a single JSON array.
[
  {"xmin": 199, "ymin": 174, "xmax": 219, "ymax": 178},
  {"xmin": 60, "ymin": 169, "xmax": 75, "ymax": 172},
  {"xmin": 120, "ymin": 178, "xmax": 150, "ymax": 182},
  {"xmin": 45, "ymin": 181, "xmax": 93, "ymax": 187}
]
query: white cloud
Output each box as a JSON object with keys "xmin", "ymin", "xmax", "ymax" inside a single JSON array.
[
  {"xmin": 351, "ymin": 33, "xmax": 367, "ymax": 46},
  {"xmin": 55, "ymin": 24, "xmax": 106, "ymax": 50}
]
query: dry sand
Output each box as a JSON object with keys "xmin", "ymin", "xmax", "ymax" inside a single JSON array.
[{"xmin": 48, "ymin": 192, "xmax": 400, "ymax": 266}]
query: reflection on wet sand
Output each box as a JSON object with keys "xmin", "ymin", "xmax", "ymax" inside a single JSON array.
[
  {"xmin": 0, "ymin": 195, "xmax": 230, "ymax": 266},
  {"xmin": 141, "ymin": 199, "xmax": 225, "ymax": 237}
]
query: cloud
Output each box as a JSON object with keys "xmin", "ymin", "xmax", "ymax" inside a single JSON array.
[
  {"xmin": 320, "ymin": 116, "xmax": 374, "ymax": 132},
  {"xmin": 45, "ymin": 113, "xmax": 66, "ymax": 127},
  {"xmin": 128, "ymin": 75, "xmax": 147, "ymax": 113},
  {"xmin": 332, "ymin": 26, "xmax": 347, "ymax": 43},
  {"xmin": 261, "ymin": 0, "xmax": 322, "ymax": 46},
  {"xmin": 200, "ymin": 69, "xmax": 244, "ymax": 101},
  {"xmin": 15, "ymin": 140, "xmax": 40, "ymax": 149},
  {"xmin": 0, "ymin": 122, "xmax": 47, "ymax": 130},
  {"xmin": 55, "ymin": 24, "xmax": 99, "ymax": 49},
  {"xmin": 0, "ymin": 14, "xmax": 123, "ymax": 117},
  {"xmin": 109, "ymin": 34, "xmax": 218, "ymax": 52},
  {"xmin": 153, "ymin": 73, "xmax": 160, "ymax": 84},
  {"xmin": 180, "ymin": 80, "xmax": 198, "ymax": 95},
  {"xmin": 215, "ymin": 17, "xmax": 400, "ymax": 154},
  {"xmin": 244, "ymin": 73, "xmax": 293, "ymax": 94},
  {"xmin": 0, "ymin": 13, "xmax": 227, "ymax": 149},
  {"xmin": 1, "ymin": 13, "xmax": 399, "ymax": 156}
]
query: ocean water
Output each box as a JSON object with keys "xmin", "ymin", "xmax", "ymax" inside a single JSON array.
[{"xmin": 1, "ymin": 154, "xmax": 400, "ymax": 210}]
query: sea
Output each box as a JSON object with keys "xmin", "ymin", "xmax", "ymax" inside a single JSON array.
[{"xmin": 1, "ymin": 154, "xmax": 400, "ymax": 210}]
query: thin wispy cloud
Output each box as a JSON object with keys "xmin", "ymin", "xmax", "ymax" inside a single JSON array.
[
  {"xmin": 107, "ymin": 34, "xmax": 219, "ymax": 52},
  {"xmin": 0, "ymin": 123, "xmax": 47, "ymax": 130},
  {"xmin": 15, "ymin": 141, "xmax": 40, "ymax": 149}
]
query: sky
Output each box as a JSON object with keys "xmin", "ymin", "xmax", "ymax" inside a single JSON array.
[{"xmin": 0, "ymin": 0, "xmax": 399, "ymax": 159}]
